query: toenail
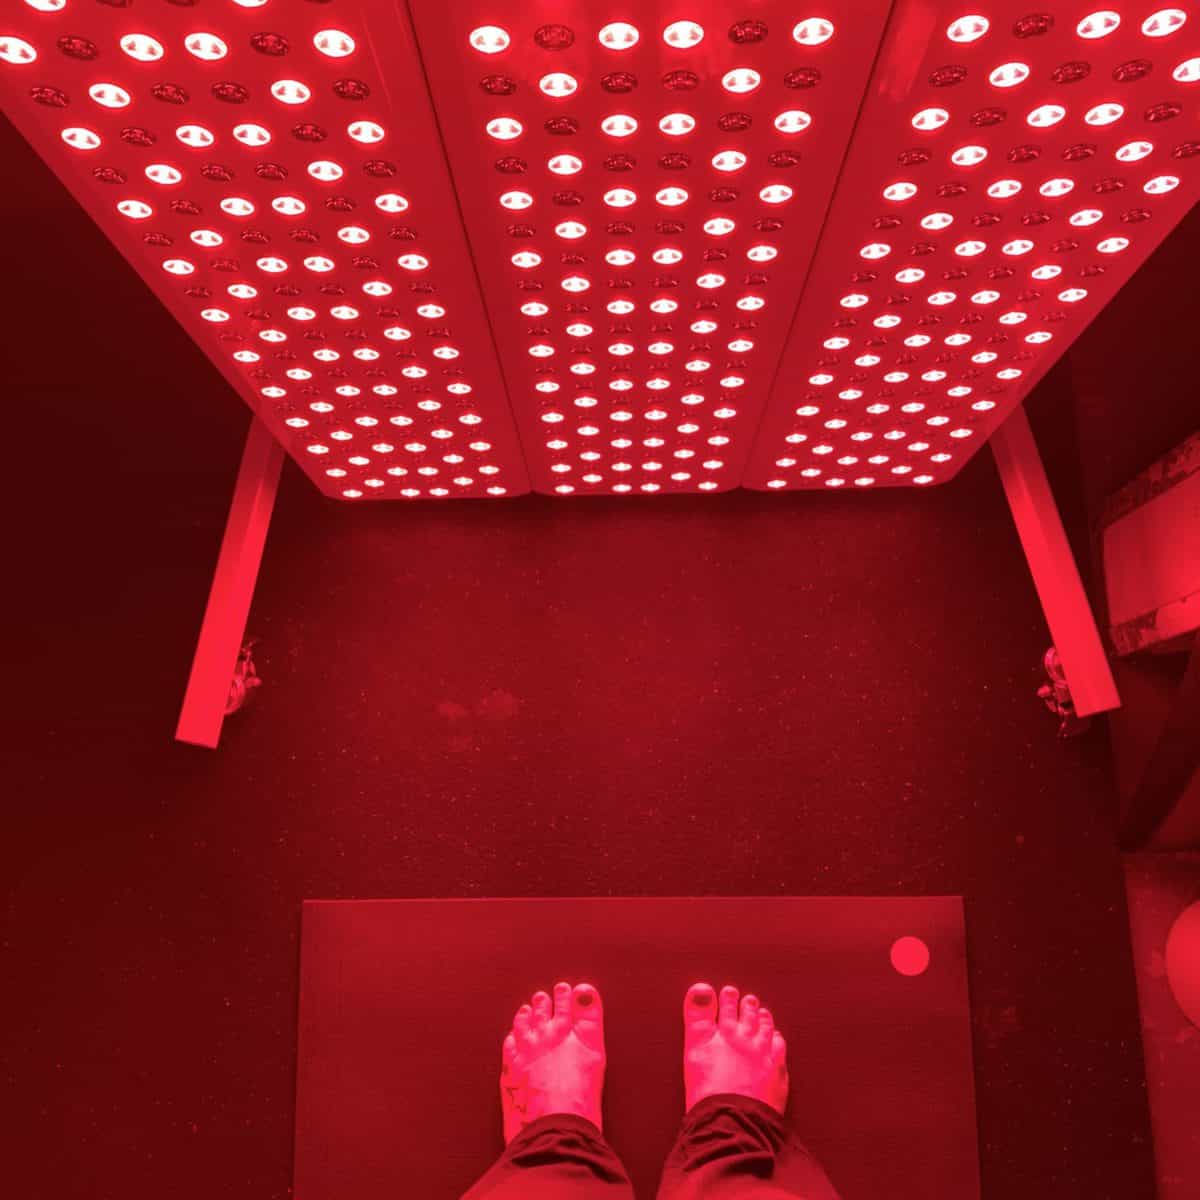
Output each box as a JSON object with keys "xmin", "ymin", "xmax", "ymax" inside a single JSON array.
[
  {"xmin": 577, "ymin": 992, "xmax": 593, "ymax": 1006},
  {"xmin": 692, "ymin": 993, "xmax": 712, "ymax": 1006}
]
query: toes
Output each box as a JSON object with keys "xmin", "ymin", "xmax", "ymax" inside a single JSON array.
[
  {"xmin": 739, "ymin": 993, "xmax": 761, "ymax": 1035},
  {"xmin": 756, "ymin": 1006, "xmax": 775, "ymax": 1047},
  {"xmin": 572, "ymin": 982, "xmax": 602, "ymax": 1024},
  {"xmin": 531, "ymin": 990, "xmax": 552, "ymax": 1024},
  {"xmin": 501, "ymin": 1032, "xmax": 517, "ymax": 1073},
  {"xmin": 514, "ymin": 1003, "xmax": 533, "ymax": 1041},
  {"xmin": 684, "ymin": 982, "xmax": 718, "ymax": 1046},
  {"xmin": 553, "ymin": 982, "xmax": 573, "ymax": 1024},
  {"xmin": 718, "ymin": 985, "xmax": 740, "ymax": 1031},
  {"xmin": 771, "ymin": 1031, "xmax": 787, "ymax": 1064}
]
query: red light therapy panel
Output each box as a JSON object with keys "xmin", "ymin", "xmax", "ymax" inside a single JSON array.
[
  {"xmin": 410, "ymin": 2, "xmax": 893, "ymax": 496},
  {"xmin": 743, "ymin": 4, "xmax": 1200, "ymax": 492},
  {"xmin": 2, "ymin": 4, "xmax": 1198, "ymax": 502},
  {"xmin": 0, "ymin": 1, "xmax": 531, "ymax": 502}
]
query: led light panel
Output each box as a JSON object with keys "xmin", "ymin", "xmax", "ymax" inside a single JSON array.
[
  {"xmin": 0, "ymin": 1, "xmax": 531, "ymax": 501},
  {"xmin": 409, "ymin": 2, "xmax": 891, "ymax": 495},
  {"xmin": 743, "ymin": 3, "xmax": 1200, "ymax": 491},
  {"xmin": 2, "ymin": 3, "xmax": 1198, "ymax": 500}
]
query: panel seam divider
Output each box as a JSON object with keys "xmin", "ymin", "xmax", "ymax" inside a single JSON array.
[
  {"xmin": 395, "ymin": 0, "xmax": 536, "ymax": 491},
  {"xmin": 739, "ymin": 0, "xmax": 901, "ymax": 489}
]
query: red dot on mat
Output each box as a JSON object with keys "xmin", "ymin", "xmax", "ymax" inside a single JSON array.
[{"xmin": 890, "ymin": 936, "xmax": 931, "ymax": 976}]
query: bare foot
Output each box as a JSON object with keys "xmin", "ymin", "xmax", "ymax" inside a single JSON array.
[
  {"xmin": 683, "ymin": 982, "xmax": 789, "ymax": 1115},
  {"xmin": 500, "ymin": 981, "xmax": 605, "ymax": 1144}
]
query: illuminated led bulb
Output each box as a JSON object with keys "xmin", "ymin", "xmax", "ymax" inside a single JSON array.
[
  {"xmin": 556, "ymin": 220, "xmax": 588, "ymax": 239},
  {"xmin": 651, "ymin": 248, "xmax": 682, "ymax": 264},
  {"xmin": 947, "ymin": 14, "xmax": 989, "ymax": 42},
  {"xmin": 120, "ymin": 33, "xmax": 164, "ymax": 62},
  {"xmin": 604, "ymin": 188, "xmax": 637, "ymax": 207},
  {"xmin": 271, "ymin": 80, "xmax": 312, "ymax": 105},
  {"xmin": 883, "ymin": 181, "xmax": 917, "ymax": 201},
  {"xmin": 736, "ymin": 296, "xmax": 765, "ymax": 310},
  {"xmin": 548, "ymin": 154, "xmax": 583, "ymax": 174},
  {"xmin": 657, "ymin": 186, "xmax": 689, "ymax": 206},
  {"xmin": 529, "ymin": 344, "xmax": 555, "ymax": 357},
  {"xmin": 117, "ymin": 199, "xmax": 153, "ymax": 219},
  {"xmin": 1142, "ymin": 9, "xmax": 1187, "ymax": 37},
  {"xmin": 608, "ymin": 299, "xmax": 635, "ymax": 314},
  {"xmin": 712, "ymin": 151, "xmax": 746, "ymax": 172},
  {"xmin": 704, "ymin": 218, "xmax": 735, "ymax": 236},
  {"xmin": 989, "ymin": 62, "xmax": 1029, "ymax": 88},
  {"xmin": 1085, "ymin": 102, "xmax": 1123, "ymax": 125},
  {"xmin": 697, "ymin": 273, "xmax": 726, "ymax": 289},
  {"xmin": 272, "ymin": 196, "xmax": 306, "ymax": 215},
  {"xmin": 62, "ymin": 127, "xmax": 101, "ymax": 151},
  {"xmin": 349, "ymin": 121, "xmax": 385, "ymax": 144},
  {"xmin": 912, "ymin": 107, "xmax": 949, "ymax": 131},
  {"xmin": 201, "ymin": 308, "xmax": 230, "ymax": 322},
  {"xmin": 1026, "ymin": 104, "xmax": 1065, "ymax": 127},
  {"xmin": 747, "ymin": 245, "xmax": 777, "ymax": 262},
  {"xmin": 1001, "ymin": 236, "xmax": 1031, "ymax": 254},
  {"xmin": 234, "ymin": 123, "xmax": 272, "ymax": 147},
  {"xmin": 722, "ymin": 68, "xmax": 761, "ymax": 94},
  {"xmin": 759, "ymin": 184, "xmax": 793, "ymax": 204},
  {"xmin": 163, "ymin": 258, "xmax": 195, "ymax": 275},
  {"xmin": 1069, "ymin": 208, "xmax": 1103, "ymax": 226},
  {"xmin": 664, "ymin": 21, "xmax": 705, "ymax": 48},
  {"xmin": 499, "ymin": 191, "xmax": 533, "ymax": 211},
  {"xmin": 1116, "ymin": 140, "xmax": 1154, "ymax": 162},
  {"xmin": 951, "ymin": 144, "xmax": 987, "ymax": 166},
  {"xmin": 521, "ymin": 302, "xmax": 550, "ymax": 317},
  {"xmin": 185, "ymin": 32, "xmax": 228, "ymax": 61},
  {"xmin": 1144, "ymin": 175, "xmax": 1179, "ymax": 194},
  {"xmin": 146, "ymin": 164, "xmax": 182, "ymax": 185},
  {"xmin": 375, "ymin": 192, "xmax": 410, "ymax": 213},
  {"xmin": 314, "ymin": 29, "xmax": 356, "ymax": 57},
  {"xmin": 566, "ymin": 323, "xmax": 594, "ymax": 337},
  {"xmin": 988, "ymin": 179, "xmax": 1022, "ymax": 198},
  {"xmin": 602, "ymin": 114, "xmax": 638, "ymax": 137},
  {"xmin": 1174, "ymin": 58, "xmax": 1200, "ymax": 83},
  {"xmin": 89, "ymin": 83, "xmax": 132, "ymax": 109},
  {"xmin": 793, "ymin": 18, "xmax": 834, "ymax": 44},
  {"xmin": 651, "ymin": 298, "xmax": 679, "ymax": 313},
  {"xmin": 0, "ymin": 36, "xmax": 36, "ymax": 64},
  {"xmin": 598, "ymin": 23, "xmax": 640, "ymax": 50},
  {"xmin": 397, "ymin": 253, "xmax": 430, "ymax": 270},
  {"xmin": 337, "ymin": 225, "xmax": 371, "ymax": 243},
  {"xmin": 540, "ymin": 72, "xmax": 578, "ymax": 98},
  {"xmin": 470, "ymin": 26, "xmax": 510, "ymax": 53},
  {"xmin": 648, "ymin": 341, "xmax": 674, "ymax": 355},
  {"xmin": 824, "ymin": 336, "xmax": 850, "ymax": 349},
  {"xmin": 486, "ymin": 117, "xmax": 523, "ymax": 140},
  {"xmin": 176, "ymin": 124, "xmax": 215, "ymax": 148},
  {"xmin": 561, "ymin": 275, "xmax": 590, "ymax": 292},
  {"xmin": 895, "ymin": 267, "xmax": 925, "ymax": 282},
  {"xmin": 860, "ymin": 242, "xmax": 891, "ymax": 259},
  {"xmin": 659, "ymin": 113, "xmax": 696, "ymax": 136},
  {"xmin": 774, "ymin": 110, "xmax": 812, "ymax": 134},
  {"xmin": 607, "ymin": 248, "xmax": 636, "ymax": 265},
  {"xmin": 190, "ymin": 229, "xmax": 223, "ymax": 247},
  {"xmin": 307, "ymin": 161, "xmax": 343, "ymax": 181}
]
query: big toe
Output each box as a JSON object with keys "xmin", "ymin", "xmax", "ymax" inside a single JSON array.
[
  {"xmin": 571, "ymin": 982, "xmax": 604, "ymax": 1046},
  {"xmin": 684, "ymin": 982, "xmax": 718, "ymax": 1047}
]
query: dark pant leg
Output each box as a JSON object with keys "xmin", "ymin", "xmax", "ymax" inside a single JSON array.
[
  {"xmin": 460, "ymin": 1114, "xmax": 637, "ymax": 1200},
  {"xmin": 655, "ymin": 1094, "xmax": 842, "ymax": 1200}
]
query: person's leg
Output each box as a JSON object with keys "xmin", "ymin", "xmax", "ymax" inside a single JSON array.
[
  {"xmin": 460, "ymin": 981, "xmax": 636, "ymax": 1200},
  {"xmin": 460, "ymin": 1112, "xmax": 635, "ymax": 1199},
  {"xmin": 656, "ymin": 984, "xmax": 842, "ymax": 1200}
]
